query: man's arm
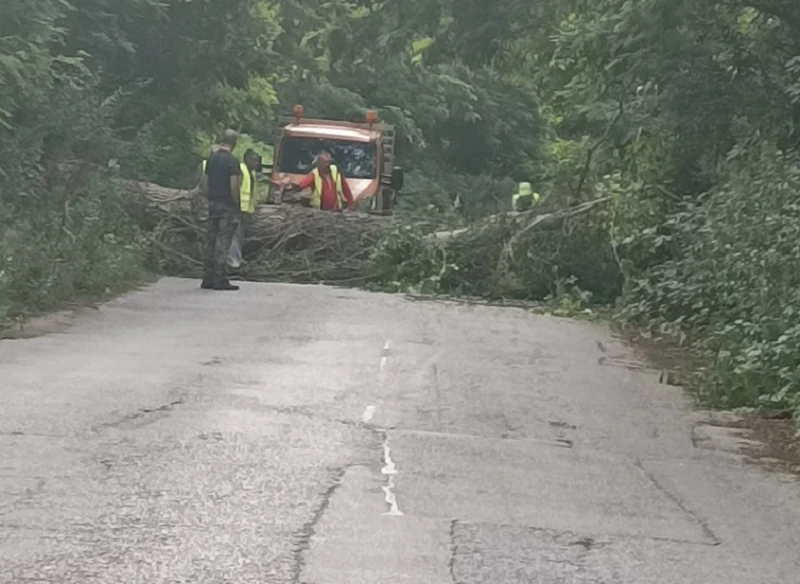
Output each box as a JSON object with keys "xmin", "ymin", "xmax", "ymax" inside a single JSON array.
[
  {"xmin": 199, "ymin": 147, "xmax": 219, "ymax": 194},
  {"xmin": 341, "ymin": 176, "xmax": 355, "ymax": 210},
  {"xmin": 199, "ymin": 160, "xmax": 209, "ymax": 194},
  {"xmin": 279, "ymin": 173, "xmax": 314, "ymax": 192},
  {"xmin": 230, "ymin": 174, "xmax": 241, "ymax": 205},
  {"xmin": 296, "ymin": 173, "xmax": 315, "ymax": 190}
]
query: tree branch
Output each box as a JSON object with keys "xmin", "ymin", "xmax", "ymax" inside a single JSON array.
[{"xmin": 573, "ymin": 94, "xmax": 626, "ymax": 202}]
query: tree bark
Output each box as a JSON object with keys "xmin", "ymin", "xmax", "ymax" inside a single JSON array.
[{"xmin": 126, "ymin": 180, "xmax": 392, "ymax": 244}]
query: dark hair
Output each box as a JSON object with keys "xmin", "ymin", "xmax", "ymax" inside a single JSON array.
[{"xmin": 244, "ymin": 148, "xmax": 259, "ymax": 161}]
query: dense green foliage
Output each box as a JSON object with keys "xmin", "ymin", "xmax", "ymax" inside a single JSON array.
[{"xmin": 2, "ymin": 1, "xmax": 800, "ymax": 422}]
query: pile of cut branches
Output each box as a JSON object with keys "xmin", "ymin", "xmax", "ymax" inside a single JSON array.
[{"xmin": 126, "ymin": 181, "xmax": 392, "ymax": 283}]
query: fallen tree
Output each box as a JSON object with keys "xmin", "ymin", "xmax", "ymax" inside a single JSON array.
[
  {"xmin": 431, "ymin": 197, "xmax": 611, "ymax": 242},
  {"xmin": 127, "ymin": 181, "xmax": 394, "ymax": 283},
  {"xmin": 364, "ymin": 196, "xmax": 618, "ymax": 299},
  {"xmin": 128, "ymin": 181, "xmax": 392, "ymax": 230},
  {"xmin": 128, "ymin": 179, "xmax": 618, "ymax": 298}
]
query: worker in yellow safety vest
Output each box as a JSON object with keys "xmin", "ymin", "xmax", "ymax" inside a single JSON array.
[
  {"xmin": 229, "ymin": 149, "xmax": 262, "ymax": 268},
  {"xmin": 282, "ymin": 151, "xmax": 355, "ymax": 211},
  {"xmin": 512, "ymin": 182, "xmax": 541, "ymax": 212},
  {"xmin": 201, "ymin": 148, "xmax": 261, "ymax": 268}
]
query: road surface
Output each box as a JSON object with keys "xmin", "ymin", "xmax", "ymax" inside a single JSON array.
[{"xmin": 1, "ymin": 278, "xmax": 799, "ymax": 583}]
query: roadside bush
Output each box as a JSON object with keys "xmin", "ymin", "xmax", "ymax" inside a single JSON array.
[
  {"xmin": 0, "ymin": 170, "xmax": 149, "ymax": 327},
  {"xmin": 0, "ymin": 79, "xmax": 149, "ymax": 327},
  {"xmin": 621, "ymin": 146, "xmax": 800, "ymax": 419}
]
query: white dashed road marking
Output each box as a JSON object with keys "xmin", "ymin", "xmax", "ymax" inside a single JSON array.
[
  {"xmin": 361, "ymin": 405, "xmax": 376, "ymax": 423},
  {"xmin": 381, "ymin": 440, "xmax": 403, "ymax": 516},
  {"xmin": 364, "ymin": 338, "xmax": 402, "ymax": 516},
  {"xmin": 379, "ymin": 340, "xmax": 390, "ymax": 371}
]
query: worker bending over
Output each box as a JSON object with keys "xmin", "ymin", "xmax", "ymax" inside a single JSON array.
[{"xmin": 512, "ymin": 182, "xmax": 541, "ymax": 212}]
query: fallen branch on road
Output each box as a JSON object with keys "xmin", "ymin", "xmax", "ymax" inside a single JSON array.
[
  {"xmin": 496, "ymin": 197, "xmax": 611, "ymax": 275},
  {"xmin": 127, "ymin": 180, "xmax": 393, "ymax": 282},
  {"xmin": 431, "ymin": 197, "xmax": 610, "ymax": 243}
]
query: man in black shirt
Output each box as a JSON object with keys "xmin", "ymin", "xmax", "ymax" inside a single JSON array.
[{"xmin": 201, "ymin": 129, "xmax": 242, "ymax": 291}]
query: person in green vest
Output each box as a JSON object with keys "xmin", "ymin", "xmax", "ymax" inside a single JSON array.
[
  {"xmin": 229, "ymin": 149, "xmax": 262, "ymax": 269},
  {"xmin": 512, "ymin": 182, "xmax": 541, "ymax": 212}
]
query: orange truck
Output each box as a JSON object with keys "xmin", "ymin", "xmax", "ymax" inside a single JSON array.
[{"xmin": 265, "ymin": 105, "xmax": 404, "ymax": 211}]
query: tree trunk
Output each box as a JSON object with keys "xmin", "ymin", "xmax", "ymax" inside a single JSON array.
[{"xmin": 126, "ymin": 180, "xmax": 392, "ymax": 243}]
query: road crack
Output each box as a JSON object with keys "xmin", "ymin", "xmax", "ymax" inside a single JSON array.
[
  {"xmin": 291, "ymin": 466, "xmax": 347, "ymax": 584},
  {"xmin": 92, "ymin": 398, "xmax": 185, "ymax": 432},
  {"xmin": 255, "ymin": 403, "xmax": 395, "ymax": 434},
  {"xmin": 635, "ymin": 458, "xmax": 721, "ymax": 545},
  {"xmin": 448, "ymin": 519, "xmax": 461, "ymax": 584}
]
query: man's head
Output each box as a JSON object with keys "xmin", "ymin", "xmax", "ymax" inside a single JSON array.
[
  {"xmin": 316, "ymin": 151, "xmax": 333, "ymax": 173},
  {"xmin": 220, "ymin": 129, "xmax": 238, "ymax": 151},
  {"xmin": 244, "ymin": 149, "xmax": 260, "ymax": 171}
]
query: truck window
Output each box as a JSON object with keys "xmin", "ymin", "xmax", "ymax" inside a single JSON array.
[{"xmin": 278, "ymin": 137, "xmax": 377, "ymax": 179}]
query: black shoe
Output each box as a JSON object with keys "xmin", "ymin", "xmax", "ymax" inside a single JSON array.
[
  {"xmin": 213, "ymin": 281, "xmax": 240, "ymax": 291},
  {"xmin": 201, "ymin": 279, "xmax": 214, "ymax": 289}
]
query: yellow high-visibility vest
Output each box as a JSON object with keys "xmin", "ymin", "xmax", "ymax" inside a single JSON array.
[
  {"xmin": 512, "ymin": 182, "xmax": 540, "ymax": 212},
  {"xmin": 310, "ymin": 165, "xmax": 345, "ymax": 210},
  {"xmin": 201, "ymin": 159, "xmax": 255, "ymax": 213},
  {"xmin": 240, "ymin": 164, "xmax": 255, "ymax": 213}
]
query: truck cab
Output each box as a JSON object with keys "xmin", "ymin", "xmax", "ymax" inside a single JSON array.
[{"xmin": 268, "ymin": 106, "xmax": 403, "ymax": 211}]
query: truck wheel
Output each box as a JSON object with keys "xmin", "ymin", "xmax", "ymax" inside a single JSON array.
[
  {"xmin": 369, "ymin": 192, "xmax": 384, "ymax": 212},
  {"xmin": 383, "ymin": 189, "xmax": 396, "ymax": 210},
  {"xmin": 372, "ymin": 189, "xmax": 393, "ymax": 212}
]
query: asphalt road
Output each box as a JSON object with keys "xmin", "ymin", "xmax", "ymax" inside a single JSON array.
[{"xmin": 1, "ymin": 278, "xmax": 799, "ymax": 583}]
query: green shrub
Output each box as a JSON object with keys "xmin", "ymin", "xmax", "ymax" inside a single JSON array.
[
  {"xmin": 621, "ymin": 146, "xmax": 800, "ymax": 419},
  {"xmin": 0, "ymin": 171, "xmax": 149, "ymax": 327},
  {"xmin": 365, "ymin": 225, "xmax": 454, "ymax": 294}
]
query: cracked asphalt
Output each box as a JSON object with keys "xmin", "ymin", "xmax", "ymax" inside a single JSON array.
[{"xmin": 1, "ymin": 278, "xmax": 799, "ymax": 583}]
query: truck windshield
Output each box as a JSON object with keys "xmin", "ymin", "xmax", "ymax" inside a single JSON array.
[{"xmin": 277, "ymin": 137, "xmax": 377, "ymax": 179}]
